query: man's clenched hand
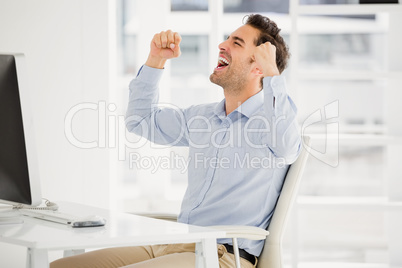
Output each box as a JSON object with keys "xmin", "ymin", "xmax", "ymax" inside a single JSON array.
[
  {"xmin": 253, "ymin": 41, "xmax": 280, "ymax": 77},
  {"xmin": 145, "ymin": 30, "xmax": 182, "ymax": 69}
]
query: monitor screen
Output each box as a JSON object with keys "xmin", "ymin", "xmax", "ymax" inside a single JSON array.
[{"xmin": 0, "ymin": 54, "xmax": 41, "ymax": 206}]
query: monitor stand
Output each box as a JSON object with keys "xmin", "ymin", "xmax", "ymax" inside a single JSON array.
[{"xmin": 0, "ymin": 206, "xmax": 24, "ymax": 225}]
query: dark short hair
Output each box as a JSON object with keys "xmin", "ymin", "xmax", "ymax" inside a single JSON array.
[{"xmin": 244, "ymin": 14, "xmax": 290, "ymax": 74}]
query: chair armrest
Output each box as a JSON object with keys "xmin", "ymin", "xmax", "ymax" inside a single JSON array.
[
  {"xmin": 209, "ymin": 225, "xmax": 269, "ymax": 240},
  {"xmin": 136, "ymin": 213, "xmax": 269, "ymax": 241}
]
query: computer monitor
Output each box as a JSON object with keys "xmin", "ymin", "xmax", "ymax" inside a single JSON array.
[{"xmin": 0, "ymin": 54, "xmax": 42, "ymax": 211}]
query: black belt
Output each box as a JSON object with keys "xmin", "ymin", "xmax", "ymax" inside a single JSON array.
[{"xmin": 222, "ymin": 244, "xmax": 256, "ymax": 266}]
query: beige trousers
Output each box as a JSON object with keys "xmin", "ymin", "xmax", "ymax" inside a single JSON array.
[{"xmin": 50, "ymin": 243, "xmax": 256, "ymax": 268}]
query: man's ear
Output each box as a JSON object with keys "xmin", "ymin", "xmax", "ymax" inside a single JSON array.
[{"xmin": 252, "ymin": 66, "xmax": 263, "ymax": 76}]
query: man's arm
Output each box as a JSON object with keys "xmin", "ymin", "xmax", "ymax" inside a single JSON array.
[
  {"xmin": 125, "ymin": 31, "xmax": 189, "ymax": 146},
  {"xmin": 253, "ymin": 42, "xmax": 301, "ymax": 164}
]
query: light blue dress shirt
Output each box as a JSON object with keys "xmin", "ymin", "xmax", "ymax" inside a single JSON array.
[{"xmin": 126, "ymin": 65, "xmax": 301, "ymax": 257}]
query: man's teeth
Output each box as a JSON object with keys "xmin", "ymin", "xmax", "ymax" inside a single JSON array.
[{"xmin": 218, "ymin": 57, "xmax": 229, "ymax": 66}]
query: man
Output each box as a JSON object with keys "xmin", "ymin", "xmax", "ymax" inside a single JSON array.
[{"xmin": 51, "ymin": 14, "xmax": 300, "ymax": 268}]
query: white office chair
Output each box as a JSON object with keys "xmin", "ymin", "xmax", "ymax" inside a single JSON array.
[
  {"xmin": 141, "ymin": 136, "xmax": 311, "ymax": 268},
  {"xmin": 211, "ymin": 136, "xmax": 310, "ymax": 268}
]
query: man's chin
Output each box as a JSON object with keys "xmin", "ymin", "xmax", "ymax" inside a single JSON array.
[
  {"xmin": 209, "ymin": 73, "xmax": 217, "ymax": 84},
  {"xmin": 209, "ymin": 72, "xmax": 222, "ymax": 87}
]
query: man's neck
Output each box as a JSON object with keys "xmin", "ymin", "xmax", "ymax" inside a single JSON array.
[{"xmin": 223, "ymin": 85, "xmax": 261, "ymax": 115}]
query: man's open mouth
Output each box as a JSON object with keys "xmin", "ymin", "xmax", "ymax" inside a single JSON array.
[{"xmin": 216, "ymin": 56, "xmax": 229, "ymax": 70}]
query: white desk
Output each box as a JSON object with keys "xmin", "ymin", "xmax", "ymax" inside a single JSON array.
[{"xmin": 0, "ymin": 202, "xmax": 225, "ymax": 268}]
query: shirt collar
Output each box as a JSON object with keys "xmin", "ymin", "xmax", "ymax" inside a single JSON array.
[
  {"xmin": 235, "ymin": 90, "xmax": 264, "ymax": 118},
  {"xmin": 214, "ymin": 99, "xmax": 227, "ymax": 120},
  {"xmin": 214, "ymin": 90, "xmax": 264, "ymax": 120}
]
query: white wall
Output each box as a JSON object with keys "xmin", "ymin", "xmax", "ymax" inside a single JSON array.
[
  {"xmin": 0, "ymin": 0, "xmax": 115, "ymax": 265},
  {"xmin": 0, "ymin": 0, "xmax": 115, "ymax": 208}
]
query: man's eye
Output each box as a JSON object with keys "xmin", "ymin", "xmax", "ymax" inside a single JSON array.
[{"xmin": 234, "ymin": 42, "xmax": 241, "ymax": 46}]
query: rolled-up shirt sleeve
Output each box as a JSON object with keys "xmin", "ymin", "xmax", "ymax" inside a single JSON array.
[{"xmin": 261, "ymin": 75, "xmax": 301, "ymax": 164}]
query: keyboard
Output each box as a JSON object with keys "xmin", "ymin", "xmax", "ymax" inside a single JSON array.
[{"xmin": 19, "ymin": 209, "xmax": 106, "ymax": 227}]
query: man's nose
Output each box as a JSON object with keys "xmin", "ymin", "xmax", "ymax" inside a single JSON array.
[{"xmin": 218, "ymin": 39, "xmax": 229, "ymax": 51}]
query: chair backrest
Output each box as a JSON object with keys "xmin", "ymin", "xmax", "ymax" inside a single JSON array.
[{"xmin": 257, "ymin": 136, "xmax": 311, "ymax": 268}]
